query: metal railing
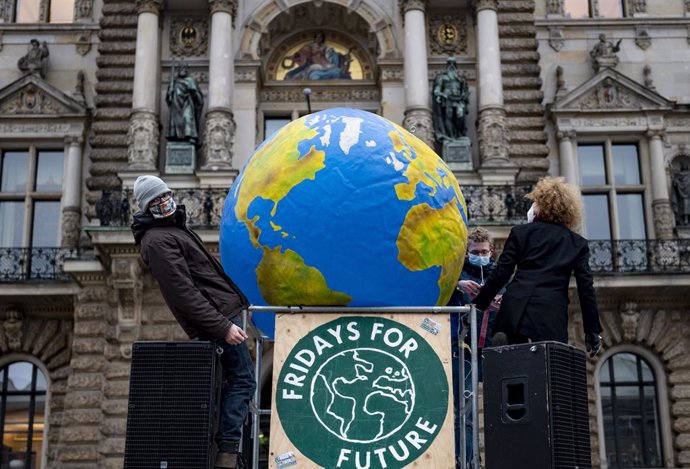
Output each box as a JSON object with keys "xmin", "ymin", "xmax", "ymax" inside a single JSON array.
[
  {"xmin": 95, "ymin": 185, "xmax": 533, "ymax": 228},
  {"xmin": 0, "ymin": 247, "xmax": 78, "ymax": 282},
  {"xmin": 95, "ymin": 187, "xmax": 230, "ymax": 228},
  {"xmin": 588, "ymin": 239, "xmax": 690, "ymax": 275}
]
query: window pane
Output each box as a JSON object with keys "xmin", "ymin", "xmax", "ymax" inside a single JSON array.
[
  {"xmin": 50, "ymin": 0, "xmax": 75, "ymax": 23},
  {"xmin": 0, "ymin": 202, "xmax": 26, "ymax": 247},
  {"xmin": 7, "ymin": 363, "xmax": 33, "ymax": 391},
  {"xmin": 583, "ymin": 194, "xmax": 611, "ymax": 239},
  {"xmin": 641, "ymin": 359, "xmax": 653, "ymax": 382},
  {"xmin": 600, "ymin": 361, "xmax": 611, "ymax": 383},
  {"xmin": 36, "ymin": 151, "xmax": 64, "ymax": 192},
  {"xmin": 15, "ymin": 0, "xmax": 41, "ymax": 22},
  {"xmin": 599, "ymin": 0, "xmax": 624, "ymax": 17},
  {"xmin": 578, "ymin": 145, "xmax": 606, "ymax": 185},
  {"xmin": 617, "ymin": 194, "xmax": 646, "ymax": 239},
  {"xmin": 264, "ymin": 118, "xmax": 291, "ymax": 140},
  {"xmin": 32, "ymin": 201, "xmax": 61, "ymax": 247},
  {"xmin": 564, "ymin": 0, "xmax": 590, "ymax": 18},
  {"xmin": 35, "ymin": 369, "xmax": 47, "ymax": 391},
  {"xmin": 612, "ymin": 353, "xmax": 638, "ymax": 382},
  {"xmin": 613, "ymin": 145, "xmax": 640, "ymax": 185},
  {"xmin": 1, "ymin": 151, "xmax": 29, "ymax": 192}
]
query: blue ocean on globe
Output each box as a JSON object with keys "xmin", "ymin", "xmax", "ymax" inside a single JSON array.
[{"xmin": 220, "ymin": 108, "xmax": 468, "ymax": 338}]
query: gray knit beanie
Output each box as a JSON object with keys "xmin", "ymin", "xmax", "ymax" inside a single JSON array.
[{"xmin": 133, "ymin": 175, "xmax": 171, "ymax": 211}]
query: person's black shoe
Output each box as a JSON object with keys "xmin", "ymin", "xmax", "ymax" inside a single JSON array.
[{"xmin": 215, "ymin": 451, "xmax": 238, "ymax": 469}]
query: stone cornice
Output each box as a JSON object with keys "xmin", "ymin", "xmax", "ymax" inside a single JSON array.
[
  {"xmin": 209, "ymin": 0, "xmax": 237, "ymax": 17},
  {"xmin": 536, "ymin": 17, "xmax": 690, "ymax": 28},
  {"xmin": 135, "ymin": 0, "xmax": 163, "ymax": 15}
]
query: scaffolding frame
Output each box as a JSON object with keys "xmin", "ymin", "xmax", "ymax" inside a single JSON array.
[{"xmin": 242, "ymin": 305, "xmax": 480, "ymax": 469}]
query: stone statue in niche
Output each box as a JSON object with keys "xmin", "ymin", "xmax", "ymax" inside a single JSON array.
[
  {"xmin": 283, "ymin": 31, "xmax": 353, "ymax": 80},
  {"xmin": 590, "ymin": 33, "xmax": 622, "ymax": 72},
  {"xmin": 432, "ymin": 56, "xmax": 471, "ymax": 166},
  {"xmin": 672, "ymin": 159, "xmax": 690, "ymax": 227},
  {"xmin": 17, "ymin": 39, "xmax": 50, "ymax": 78},
  {"xmin": 432, "ymin": 56, "xmax": 469, "ymax": 140},
  {"xmin": 165, "ymin": 59, "xmax": 204, "ymax": 146}
]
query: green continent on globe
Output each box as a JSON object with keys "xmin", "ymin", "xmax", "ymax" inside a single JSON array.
[
  {"xmin": 233, "ymin": 120, "xmax": 353, "ymax": 305},
  {"xmin": 389, "ymin": 128, "xmax": 468, "ymax": 305},
  {"xmin": 255, "ymin": 246, "xmax": 352, "ymax": 305}
]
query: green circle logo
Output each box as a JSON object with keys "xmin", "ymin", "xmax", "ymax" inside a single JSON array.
[{"xmin": 276, "ymin": 316, "xmax": 448, "ymax": 469}]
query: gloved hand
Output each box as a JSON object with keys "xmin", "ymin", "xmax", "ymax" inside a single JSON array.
[{"xmin": 585, "ymin": 332, "xmax": 602, "ymax": 358}]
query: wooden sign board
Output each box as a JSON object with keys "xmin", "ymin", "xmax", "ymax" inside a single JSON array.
[{"xmin": 269, "ymin": 312, "xmax": 454, "ymax": 469}]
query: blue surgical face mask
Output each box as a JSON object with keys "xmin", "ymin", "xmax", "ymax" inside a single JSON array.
[{"xmin": 468, "ymin": 253, "xmax": 491, "ymax": 267}]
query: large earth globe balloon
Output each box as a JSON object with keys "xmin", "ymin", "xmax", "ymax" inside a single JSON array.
[{"xmin": 220, "ymin": 108, "xmax": 468, "ymax": 337}]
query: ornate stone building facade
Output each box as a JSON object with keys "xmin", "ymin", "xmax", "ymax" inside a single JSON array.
[{"xmin": 0, "ymin": 0, "xmax": 688, "ymax": 468}]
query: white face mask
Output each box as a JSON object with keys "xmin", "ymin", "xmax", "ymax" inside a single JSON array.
[{"xmin": 527, "ymin": 204, "xmax": 536, "ymax": 223}]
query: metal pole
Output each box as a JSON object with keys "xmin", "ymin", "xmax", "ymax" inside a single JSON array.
[
  {"xmin": 459, "ymin": 319, "xmax": 467, "ymax": 469},
  {"xmin": 303, "ymin": 87, "xmax": 312, "ymax": 114},
  {"xmin": 470, "ymin": 304, "xmax": 480, "ymax": 469},
  {"xmin": 248, "ymin": 305, "xmax": 471, "ymax": 314},
  {"xmin": 251, "ymin": 336, "xmax": 263, "ymax": 469}
]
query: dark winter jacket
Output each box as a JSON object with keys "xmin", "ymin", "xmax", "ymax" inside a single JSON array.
[
  {"xmin": 473, "ymin": 221, "xmax": 601, "ymax": 343},
  {"xmin": 447, "ymin": 260, "xmax": 500, "ymax": 348},
  {"xmin": 132, "ymin": 206, "xmax": 248, "ymax": 341}
]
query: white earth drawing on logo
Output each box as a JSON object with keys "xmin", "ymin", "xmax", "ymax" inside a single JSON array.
[{"xmin": 310, "ymin": 347, "xmax": 416, "ymax": 444}]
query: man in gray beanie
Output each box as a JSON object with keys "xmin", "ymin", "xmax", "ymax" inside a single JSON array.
[{"xmin": 131, "ymin": 175, "xmax": 255, "ymax": 469}]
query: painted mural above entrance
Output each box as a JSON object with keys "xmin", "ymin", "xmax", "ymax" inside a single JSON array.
[{"xmin": 269, "ymin": 31, "xmax": 371, "ymax": 81}]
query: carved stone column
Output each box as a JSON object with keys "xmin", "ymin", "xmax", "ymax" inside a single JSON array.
[
  {"xmin": 475, "ymin": 0, "xmax": 511, "ymax": 170},
  {"xmin": 401, "ymin": 0, "xmax": 434, "ymax": 147},
  {"xmin": 557, "ymin": 130, "xmax": 577, "ymax": 185},
  {"xmin": 203, "ymin": 0, "xmax": 238, "ymax": 170},
  {"xmin": 61, "ymin": 136, "xmax": 83, "ymax": 248},
  {"xmin": 648, "ymin": 130, "xmax": 674, "ymax": 238},
  {"xmin": 127, "ymin": 0, "xmax": 163, "ymax": 170}
]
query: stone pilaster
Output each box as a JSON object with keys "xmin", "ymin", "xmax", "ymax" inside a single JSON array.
[
  {"xmin": 477, "ymin": 107, "xmax": 510, "ymax": 165},
  {"xmin": 557, "ymin": 130, "xmax": 577, "ymax": 185},
  {"xmin": 402, "ymin": 108, "xmax": 434, "ymax": 147},
  {"xmin": 648, "ymin": 129, "xmax": 674, "ymax": 239},
  {"xmin": 203, "ymin": 109, "xmax": 235, "ymax": 169},
  {"xmin": 127, "ymin": 111, "xmax": 159, "ymax": 170},
  {"xmin": 401, "ymin": 0, "xmax": 433, "ymax": 147}
]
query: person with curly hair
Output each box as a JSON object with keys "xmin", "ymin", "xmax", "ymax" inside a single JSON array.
[{"xmin": 473, "ymin": 177, "xmax": 602, "ymax": 357}]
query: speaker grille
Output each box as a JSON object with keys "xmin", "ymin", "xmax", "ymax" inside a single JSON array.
[
  {"xmin": 548, "ymin": 343, "xmax": 592, "ymax": 469},
  {"xmin": 124, "ymin": 341, "xmax": 220, "ymax": 469}
]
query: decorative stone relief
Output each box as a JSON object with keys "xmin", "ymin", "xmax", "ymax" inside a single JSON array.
[
  {"xmin": 209, "ymin": 0, "xmax": 237, "ymax": 21},
  {"xmin": 477, "ymin": 108, "xmax": 510, "ymax": 164},
  {"xmin": 568, "ymin": 117, "xmax": 647, "ymax": 127},
  {"xmin": 402, "ymin": 108, "xmax": 434, "ymax": 148},
  {"xmin": 75, "ymin": 33, "xmax": 91, "ymax": 56},
  {"xmin": 579, "ymin": 79, "xmax": 637, "ymax": 110},
  {"xmin": 135, "ymin": 0, "xmax": 163, "ymax": 15},
  {"xmin": 634, "ymin": 27, "xmax": 651, "ymax": 50},
  {"xmin": 260, "ymin": 88, "xmax": 380, "ymax": 102},
  {"xmin": 548, "ymin": 27, "xmax": 565, "ymax": 52},
  {"xmin": 546, "ymin": 0, "xmax": 564, "ymax": 15},
  {"xmin": 0, "ymin": 85, "xmax": 68, "ymax": 115},
  {"xmin": 3, "ymin": 309, "xmax": 23, "ymax": 352},
  {"xmin": 170, "ymin": 16, "xmax": 208, "ymax": 57},
  {"xmin": 127, "ymin": 111, "xmax": 159, "ymax": 170},
  {"xmin": 0, "ymin": 32, "xmax": 4, "ymax": 52},
  {"xmin": 61, "ymin": 202, "xmax": 82, "ymax": 248},
  {"xmin": 589, "ymin": 34, "xmax": 621, "ymax": 72},
  {"xmin": 620, "ymin": 301, "xmax": 640, "ymax": 342},
  {"xmin": 401, "ymin": 0, "xmax": 427, "ymax": 14},
  {"xmin": 473, "ymin": 0, "xmax": 498, "ymax": 12},
  {"xmin": 686, "ymin": 0, "xmax": 690, "ymax": 15},
  {"xmin": 652, "ymin": 200, "xmax": 675, "ymax": 239},
  {"xmin": 643, "ymin": 64, "xmax": 655, "ymax": 91},
  {"xmin": 203, "ymin": 110, "xmax": 235, "ymax": 170},
  {"xmin": 74, "ymin": 0, "xmax": 93, "ymax": 20},
  {"xmin": 110, "ymin": 257, "xmax": 143, "ymax": 350},
  {"xmin": 17, "ymin": 39, "xmax": 49, "ymax": 78},
  {"xmin": 628, "ymin": 0, "xmax": 646, "ymax": 14},
  {"xmin": 429, "ymin": 13, "xmax": 467, "ymax": 56},
  {"xmin": 235, "ymin": 67, "xmax": 258, "ymax": 82},
  {"xmin": 0, "ymin": 2, "xmax": 11, "ymax": 23},
  {"xmin": 555, "ymin": 65, "xmax": 567, "ymax": 98}
]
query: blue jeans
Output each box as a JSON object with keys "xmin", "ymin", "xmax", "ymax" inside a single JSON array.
[{"xmin": 214, "ymin": 339, "xmax": 256, "ymax": 452}]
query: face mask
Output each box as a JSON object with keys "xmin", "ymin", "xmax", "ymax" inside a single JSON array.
[
  {"xmin": 527, "ymin": 204, "xmax": 536, "ymax": 223},
  {"xmin": 150, "ymin": 194, "xmax": 177, "ymax": 219},
  {"xmin": 468, "ymin": 253, "xmax": 491, "ymax": 267}
]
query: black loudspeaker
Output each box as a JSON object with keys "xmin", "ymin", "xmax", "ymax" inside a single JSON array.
[
  {"xmin": 124, "ymin": 341, "xmax": 222, "ymax": 469},
  {"xmin": 483, "ymin": 341, "xmax": 591, "ymax": 469}
]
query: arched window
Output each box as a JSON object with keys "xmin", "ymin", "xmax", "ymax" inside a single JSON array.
[
  {"xmin": 1, "ymin": 361, "xmax": 48, "ymax": 469},
  {"xmin": 599, "ymin": 352, "xmax": 663, "ymax": 467}
]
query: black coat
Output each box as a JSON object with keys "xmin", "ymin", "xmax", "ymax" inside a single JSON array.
[
  {"xmin": 473, "ymin": 221, "xmax": 601, "ymax": 343},
  {"xmin": 132, "ymin": 206, "xmax": 248, "ymax": 341}
]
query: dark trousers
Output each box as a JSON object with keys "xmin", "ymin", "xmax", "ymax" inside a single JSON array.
[{"xmin": 214, "ymin": 339, "xmax": 256, "ymax": 452}]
